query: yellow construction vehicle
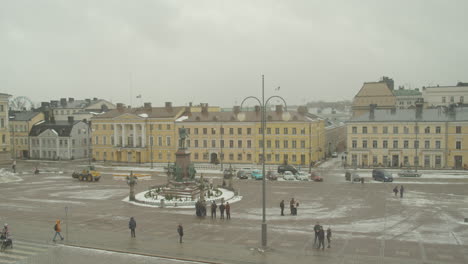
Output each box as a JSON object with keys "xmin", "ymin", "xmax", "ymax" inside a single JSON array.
[{"xmin": 72, "ymin": 165, "xmax": 101, "ymax": 182}]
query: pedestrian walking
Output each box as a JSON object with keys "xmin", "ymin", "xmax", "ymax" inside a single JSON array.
[
  {"xmin": 280, "ymin": 200, "xmax": 285, "ymax": 216},
  {"xmin": 326, "ymin": 227, "xmax": 332, "ymax": 248},
  {"xmin": 219, "ymin": 202, "xmax": 225, "ymax": 219},
  {"xmin": 317, "ymin": 226, "xmax": 325, "ymax": 250},
  {"xmin": 129, "ymin": 217, "xmax": 136, "ymax": 238},
  {"xmin": 393, "ymin": 186, "xmax": 399, "ymax": 197},
  {"xmin": 225, "ymin": 202, "xmax": 231, "ymax": 219},
  {"xmin": 12, "ymin": 160, "xmax": 16, "ymax": 173},
  {"xmin": 53, "ymin": 219, "xmax": 64, "ymax": 242},
  {"xmin": 295, "ymin": 202, "xmax": 299, "ymax": 216},
  {"xmin": 400, "ymin": 185, "xmax": 405, "ymax": 198},
  {"xmin": 313, "ymin": 222, "xmax": 321, "ymax": 246},
  {"xmin": 177, "ymin": 224, "xmax": 184, "ymax": 243},
  {"xmin": 289, "ymin": 198, "xmax": 295, "ymax": 215},
  {"xmin": 211, "ymin": 201, "xmax": 217, "ymax": 219}
]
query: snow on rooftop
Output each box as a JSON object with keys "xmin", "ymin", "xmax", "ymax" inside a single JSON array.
[
  {"xmin": 50, "ymin": 129, "xmax": 58, "ymax": 135},
  {"xmin": 138, "ymin": 113, "xmax": 148, "ymax": 118},
  {"xmin": 176, "ymin": 115, "xmax": 189, "ymax": 122}
]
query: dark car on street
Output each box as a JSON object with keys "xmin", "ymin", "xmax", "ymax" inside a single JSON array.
[
  {"xmin": 277, "ymin": 165, "xmax": 298, "ymax": 175},
  {"xmin": 236, "ymin": 170, "xmax": 249, "ymax": 179},
  {"xmin": 372, "ymin": 169, "xmax": 393, "ymax": 182}
]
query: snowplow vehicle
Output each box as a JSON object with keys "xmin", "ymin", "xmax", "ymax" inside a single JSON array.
[{"xmin": 72, "ymin": 165, "xmax": 101, "ymax": 182}]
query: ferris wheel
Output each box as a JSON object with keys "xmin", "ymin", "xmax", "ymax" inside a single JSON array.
[{"xmin": 9, "ymin": 96, "xmax": 35, "ymax": 111}]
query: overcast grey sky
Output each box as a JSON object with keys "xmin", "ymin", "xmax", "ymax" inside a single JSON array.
[{"xmin": 1, "ymin": 0, "xmax": 467, "ymax": 107}]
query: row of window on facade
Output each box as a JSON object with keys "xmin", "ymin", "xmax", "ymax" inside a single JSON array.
[
  {"xmin": 350, "ymin": 154, "xmax": 443, "ymax": 168},
  {"xmin": 55, "ymin": 109, "xmax": 81, "ymax": 115},
  {"xmin": 94, "ymin": 124, "xmax": 172, "ymax": 131},
  {"xmin": 352, "ymin": 126, "xmax": 463, "ymax": 134},
  {"xmin": 10, "ymin": 124, "xmax": 28, "ymax": 132},
  {"xmin": 30, "ymin": 138, "xmax": 87, "ymax": 147},
  {"xmin": 11, "ymin": 137, "xmax": 28, "ymax": 145},
  {"xmin": 94, "ymin": 151, "xmax": 307, "ymax": 163},
  {"xmin": 93, "ymin": 124, "xmax": 309, "ymax": 136},
  {"xmin": 350, "ymin": 139, "xmax": 463, "ymax": 149},
  {"xmin": 441, "ymin": 96, "xmax": 464, "ymax": 103},
  {"xmin": 31, "ymin": 149, "xmax": 84, "ymax": 158}
]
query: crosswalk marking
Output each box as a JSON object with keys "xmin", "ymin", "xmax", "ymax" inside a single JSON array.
[{"xmin": 0, "ymin": 240, "xmax": 52, "ymax": 264}]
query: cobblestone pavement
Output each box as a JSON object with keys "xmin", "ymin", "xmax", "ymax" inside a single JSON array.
[{"xmin": 0, "ymin": 160, "xmax": 467, "ymax": 264}]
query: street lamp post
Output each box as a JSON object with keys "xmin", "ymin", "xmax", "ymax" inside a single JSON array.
[{"xmin": 239, "ymin": 75, "xmax": 287, "ymax": 249}]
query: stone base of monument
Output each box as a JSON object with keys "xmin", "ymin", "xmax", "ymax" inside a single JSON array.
[{"xmin": 159, "ymin": 180, "xmax": 201, "ymax": 200}]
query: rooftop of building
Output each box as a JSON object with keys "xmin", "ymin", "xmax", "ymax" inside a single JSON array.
[
  {"xmin": 92, "ymin": 105, "xmax": 186, "ymax": 119},
  {"xmin": 29, "ymin": 120, "xmax": 83, "ymax": 137},
  {"xmin": 9, "ymin": 111, "xmax": 41, "ymax": 121},
  {"xmin": 393, "ymin": 89, "xmax": 422, "ymax": 96},
  {"xmin": 348, "ymin": 107, "xmax": 468, "ymax": 122}
]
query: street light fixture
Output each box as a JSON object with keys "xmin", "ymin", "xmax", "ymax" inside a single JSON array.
[{"xmin": 238, "ymin": 75, "xmax": 288, "ymax": 248}]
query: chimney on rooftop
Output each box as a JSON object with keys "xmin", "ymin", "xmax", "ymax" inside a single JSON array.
[
  {"xmin": 275, "ymin": 105, "xmax": 283, "ymax": 113},
  {"xmin": 93, "ymin": 97, "xmax": 98, "ymax": 101},
  {"xmin": 297, "ymin": 106, "xmax": 308, "ymax": 115},
  {"xmin": 144, "ymin": 102, "xmax": 152, "ymax": 109},
  {"xmin": 68, "ymin": 97, "xmax": 74, "ymax": 103},
  {"xmin": 60, "ymin": 98, "xmax": 67, "ymax": 107},
  {"xmin": 369, "ymin": 104, "xmax": 377, "ymax": 120},
  {"xmin": 165, "ymin": 102, "xmax": 173, "ymax": 110},
  {"xmin": 201, "ymin": 103, "xmax": 208, "ymax": 114},
  {"xmin": 255, "ymin": 105, "xmax": 261, "ymax": 113},
  {"xmin": 415, "ymin": 102, "xmax": 423, "ymax": 119},
  {"xmin": 116, "ymin": 103, "xmax": 125, "ymax": 112}
]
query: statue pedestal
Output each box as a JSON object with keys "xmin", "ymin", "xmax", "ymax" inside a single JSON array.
[{"xmin": 175, "ymin": 148, "xmax": 191, "ymax": 179}]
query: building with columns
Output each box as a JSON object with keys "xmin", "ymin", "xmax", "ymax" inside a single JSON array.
[{"xmin": 90, "ymin": 102, "xmax": 186, "ymax": 163}]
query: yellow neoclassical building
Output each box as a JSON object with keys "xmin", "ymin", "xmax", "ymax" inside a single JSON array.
[
  {"xmin": 347, "ymin": 105, "xmax": 468, "ymax": 169},
  {"xmin": 0, "ymin": 93, "xmax": 12, "ymax": 162},
  {"xmin": 9, "ymin": 111, "xmax": 44, "ymax": 159},
  {"xmin": 91, "ymin": 102, "xmax": 186, "ymax": 163},
  {"xmin": 91, "ymin": 102, "xmax": 326, "ymax": 166}
]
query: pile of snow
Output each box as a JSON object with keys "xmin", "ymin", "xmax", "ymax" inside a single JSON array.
[
  {"xmin": 124, "ymin": 188, "xmax": 242, "ymax": 208},
  {"xmin": 0, "ymin": 168, "xmax": 23, "ymax": 184}
]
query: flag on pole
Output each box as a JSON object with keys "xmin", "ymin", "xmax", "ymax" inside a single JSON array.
[{"xmin": 136, "ymin": 94, "xmax": 142, "ymax": 98}]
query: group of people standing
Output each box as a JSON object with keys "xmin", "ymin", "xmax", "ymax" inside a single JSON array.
[
  {"xmin": 314, "ymin": 222, "xmax": 332, "ymax": 250},
  {"xmin": 195, "ymin": 200, "xmax": 231, "ymax": 220},
  {"xmin": 279, "ymin": 198, "xmax": 300, "ymax": 216},
  {"xmin": 392, "ymin": 185, "xmax": 405, "ymax": 198}
]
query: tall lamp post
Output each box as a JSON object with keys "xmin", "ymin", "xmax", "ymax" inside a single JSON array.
[{"xmin": 238, "ymin": 75, "xmax": 288, "ymax": 248}]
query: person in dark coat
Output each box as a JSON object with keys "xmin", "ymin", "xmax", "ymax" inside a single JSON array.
[
  {"xmin": 225, "ymin": 202, "xmax": 231, "ymax": 219},
  {"xmin": 289, "ymin": 198, "xmax": 295, "ymax": 215},
  {"xmin": 177, "ymin": 224, "xmax": 183, "ymax": 243},
  {"xmin": 400, "ymin": 185, "xmax": 405, "ymax": 198},
  {"xmin": 219, "ymin": 203, "xmax": 225, "ymax": 219},
  {"xmin": 317, "ymin": 226, "xmax": 325, "ymax": 250},
  {"xmin": 211, "ymin": 201, "xmax": 217, "ymax": 219},
  {"xmin": 393, "ymin": 186, "xmax": 399, "ymax": 197},
  {"xmin": 280, "ymin": 200, "xmax": 285, "ymax": 216},
  {"xmin": 326, "ymin": 227, "xmax": 332, "ymax": 248},
  {"xmin": 313, "ymin": 222, "xmax": 321, "ymax": 246},
  {"xmin": 129, "ymin": 217, "xmax": 136, "ymax": 238},
  {"xmin": 294, "ymin": 202, "xmax": 299, "ymax": 216}
]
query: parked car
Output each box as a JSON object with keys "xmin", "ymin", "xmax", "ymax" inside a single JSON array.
[
  {"xmin": 251, "ymin": 170, "xmax": 263, "ymax": 180},
  {"xmin": 332, "ymin": 152, "xmax": 338, "ymax": 158},
  {"xmin": 277, "ymin": 165, "xmax": 298, "ymax": 175},
  {"xmin": 295, "ymin": 171, "xmax": 310, "ymax": 181},
  {"xmin": 372, "ymin": 169, "xmax": 393, "ymax": 182},
  {"xmin": 266, "ymin": 170, "xmax": 279, "ymax": 180},
  {"xmin": 283, "ymin": 171, "xmax": 296, "ymax": 180},
  {"xmin": 397, "ymin": 169, "xmax": 422, "ymax": 177},
  {"xmin": 345, "ymin": 170, "xmax": 361, "ymax": 182},
  {"xmin": 312, "ymin": 174, "xmax": 323, "ymax": 182},
  {"xmin": 223, "ymin": 169, "xmax": 235, "ymax": 179},
  {"xmin": 237, "ymin": 170, "xmax": 249, "ymax": 179}
]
